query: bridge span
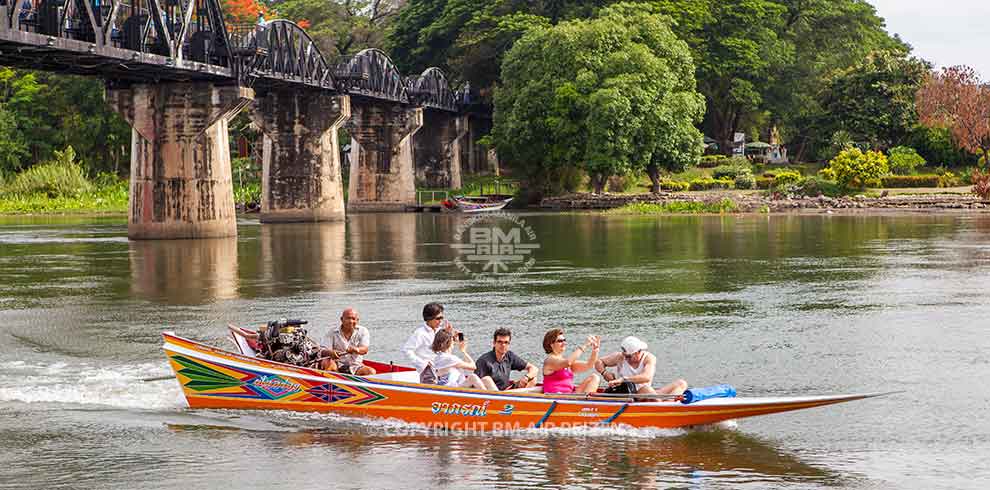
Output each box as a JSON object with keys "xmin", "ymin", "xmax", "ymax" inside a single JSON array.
[{"xmin": 0, "ymin": 0, "xmax": 495, "ymax": 238}]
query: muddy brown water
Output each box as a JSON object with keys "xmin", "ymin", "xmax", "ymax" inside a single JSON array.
[{"xmin": 1, "ymin": 212, "xmax": 988, "ymax": 489}]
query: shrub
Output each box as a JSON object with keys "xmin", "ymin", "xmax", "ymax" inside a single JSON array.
[
  {"xmin": 826, "ymin": 148, "xmax": 889, "ymax": 189},
  {"xmin": 973, "ymin": 168, "xmax": 990, "ymax": 200},
  {"xmin": 756, "ymin": 177, "xmax": 773, "ymax": 189},
  {"xmin": 734, "ymin": 173, "xmax": 756, "ymax": 190},
  {"xmin": 793, "ymin": 176, "xmax": 843, "ymax": 197},
  {"xmin": 660, "ymin": 180, "xmax": 690, "ymax": 192},
  {"xmin": 879, "ymin": 175, "xmax": 942, "ymax": 188},
  {"xmin": 772, "ymin": 171, "xmax": 803, "ymax": 188},
  {"xmin": 935, "ymin": 168, "xmax": 961, "ymax": 187},
  {"xmin": 3, "ymin": 146, "xmax": 93, "ymax": 197},
  {"xmin": 698, "ymin": 155, "xmax": 725, "ymax": 168},
  {"xmin": 689, "ymin": 177, "xmax": 733, "ymax": 191},
  {"xmin": 712, "ymin": 162, "xmax": 752, "ymax": 180},
  {"xmin": 887, "ymin": 146, "xmax": 926, "ymax": 175},
  {"xmin": 606, "ymin": 171, "xmax": 641, "ymax": 193},
  {"xmin": 605, "ymin": 198, "xmax": 737, "ymax": 214},
  {"xmin": 234, "ymin": 182, "xmax": 261, "ymax": 205},
  {"xmin": 957, "ymin": 167, "xmax": 977, "ymax": 186}
]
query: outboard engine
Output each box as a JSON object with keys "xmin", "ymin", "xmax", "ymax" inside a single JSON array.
[{"xmin": 256, "ymin": 318, "xmax": 321, "ymax": 367}]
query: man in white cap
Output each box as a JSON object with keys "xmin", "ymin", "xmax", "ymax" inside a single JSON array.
[{"xmin": 594, "ymin": 336, "xmax": 687, "ymax": 396}]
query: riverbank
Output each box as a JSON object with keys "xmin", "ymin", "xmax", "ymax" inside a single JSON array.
[{"xmin": 540, "ymin": 189, "xmax": 990, "ymax": 213}]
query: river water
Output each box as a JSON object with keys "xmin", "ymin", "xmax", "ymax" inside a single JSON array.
[{"xmin": 1, "ymin": 212, "xmax": 988, "ymax": 489}]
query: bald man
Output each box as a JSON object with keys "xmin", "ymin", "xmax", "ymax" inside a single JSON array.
[{"xmin": 320, "ymin": 308, "xmax": 376, "ymax": 375}]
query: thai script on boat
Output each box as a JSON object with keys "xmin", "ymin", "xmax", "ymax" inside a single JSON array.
[
  {"xmin": 251, "ymin": 375, "xmax": 300, "ymax": 394},
  {"xmin": 431, "ymin": 400, "xmax": 490, "ymax": 417}
]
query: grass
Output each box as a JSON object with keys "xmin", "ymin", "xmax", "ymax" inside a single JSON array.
[
  {"xmin": 416, "ymin": 175, "xmax": 519, "ymax": 204},
  {"xmin": 605, "ymin": 198, "xmax": 738, "ymax": 215},
  {"xmin": 0, "ymin": 179, "xmax": 128, "ymax": 214}
]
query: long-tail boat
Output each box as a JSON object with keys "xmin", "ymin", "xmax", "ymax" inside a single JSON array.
[{"xmin": 162, "ymin": 330, "xmax": 893, "ymax": 431}]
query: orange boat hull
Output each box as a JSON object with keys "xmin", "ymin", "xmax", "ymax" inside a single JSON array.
[{"xmin": 163, "ymin": 332, "xmax": 889, "ymax": 431}]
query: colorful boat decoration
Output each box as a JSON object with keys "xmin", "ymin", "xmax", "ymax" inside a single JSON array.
[
  {"xmin": 163, "ymin": 331, "xmax": 893, "ymax": 431},
  {"xmin": 441, "ymin": 195, "xmax": 514, "ymax": 213}
]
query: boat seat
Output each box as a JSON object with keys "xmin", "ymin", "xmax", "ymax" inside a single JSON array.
[
  {"xmin": 228, "ymin": 326, "xmax": 258, "ymax": 356},
  {"xmin": 504, "ymin": 386, "xmax": 544, "ymax": 394},
  {"xmin": 367, "ymin": 370, "xmax": 421, "ymax": 383}
]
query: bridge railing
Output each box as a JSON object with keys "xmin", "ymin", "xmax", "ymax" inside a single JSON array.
[{"xmin": 331, "ymin": 55, "xmax": 368, "ymax": 88}]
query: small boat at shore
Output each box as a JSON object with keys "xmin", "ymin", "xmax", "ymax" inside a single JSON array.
[
  {"xmin": 162, "ymin": 330, "xmax": 893, "ymax": 431},
  {"xmin": 441, "ymin": 195, "xmax": 514, "ymax": 213}
]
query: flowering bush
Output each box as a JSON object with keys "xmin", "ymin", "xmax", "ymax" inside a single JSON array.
[
  {"xmin": 772, "ymin": 171, "xmax": 803, "ymax": 188},
  {"xmin": 826, "ymin": 148, "xmax": 889, "ymax": 189}
]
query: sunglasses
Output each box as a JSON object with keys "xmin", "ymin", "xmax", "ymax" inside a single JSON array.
[
  {"xmin": 432, "ymin": 315, "xmax": 445, "ymax": 321},
  {"xmin": 494, "ymin": 340, "xmax": 511, "ymax": 345},
  {"xmin": 554, "ymin": 338, "xmax": 567, "ymax": 344}
]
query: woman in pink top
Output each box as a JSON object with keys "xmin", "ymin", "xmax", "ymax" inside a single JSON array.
[{"xmin": 541, "ymin": 328, "xmax": 601, "ymax": 394}]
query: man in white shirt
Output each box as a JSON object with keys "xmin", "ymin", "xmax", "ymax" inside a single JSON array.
[
  {"xmin": 321, "ymin": 308, "xmax": 375, "ymax": 375},
  {"xmin": 402, "ymin": 302, "xmax": 454, "ymax": 372}
]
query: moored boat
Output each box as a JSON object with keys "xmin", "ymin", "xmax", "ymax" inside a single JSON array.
[
  {"xmin": 163, "ymin": 331, "xmax": 894, "ymax": 431},
  {"xmin": 441, "ymin": 195, "xmax": 514, "ymax": 213}
]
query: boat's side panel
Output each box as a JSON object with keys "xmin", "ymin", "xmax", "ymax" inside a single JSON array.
[{"xmin": 164, "ymin": 333, "xmax": 880, "ymax": 430}]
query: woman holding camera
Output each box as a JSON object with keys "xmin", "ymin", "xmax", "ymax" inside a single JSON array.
[{"xmin": 430, "ymin": 329, "xmax": 495, "ymax": 390}]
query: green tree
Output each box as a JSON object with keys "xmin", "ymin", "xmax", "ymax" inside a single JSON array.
[
  {"xmin": 275, "ymin": 0, "xmax": 403, "ymax": 58},
  {"xmin": 816, "ymin": 51, "xmax": 928, "ymax": 154},
  {"xmin": 764, "ymin": 0, "xmax": 907, "ymax": 160},
  {"xmin": 690, "ymin": 0, "xmax": 788, "ymax": 154},
  {"xmin": 493, "ymin": 5, "xmax": 704, "ymax": 194},
  {"xmin": 387, "ymin": 1, "xmax": 607, "ymax": 91},
  {"xmin": 0, "ymin": 68, "xmax": 43, "ymax": 172}
]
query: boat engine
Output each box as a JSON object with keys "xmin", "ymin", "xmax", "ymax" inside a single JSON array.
[{"xmin": 256, "ymin": 319, "xmax": 321, "ymax": 367}]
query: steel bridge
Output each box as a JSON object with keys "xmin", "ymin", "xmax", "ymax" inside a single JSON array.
[{"xmin": 0, "ymin": 0, "xmax": 494, "ymax": 239}]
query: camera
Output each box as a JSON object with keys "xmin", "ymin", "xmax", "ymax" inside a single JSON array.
[{"xmin": 457, "ymin": 332, "xmax": 465, "ymax": 342}]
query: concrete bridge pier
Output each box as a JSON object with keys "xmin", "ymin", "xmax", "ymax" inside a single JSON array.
[
  {"xmin": 413, "ymin": 111, "xmax": 465, "ymax": 190},
  {"xmin": 251, "ymin": 92, "xmax": 350, "ymax": 222},
  {"xmin": 108, "ymin": 83, "xmax": 253, "ymax": 240},
  {"xmin": 347, "ymin": 102, "xmax": 424, "ymax": 212},
  {"xmin": 460, "ymin": 114, "xmax": 499, "ymax": 176}
]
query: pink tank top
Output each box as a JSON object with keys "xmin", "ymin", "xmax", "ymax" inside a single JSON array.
[{"xmin": 542, "ymin": 366, "xmax": 575, "ymax": 394}]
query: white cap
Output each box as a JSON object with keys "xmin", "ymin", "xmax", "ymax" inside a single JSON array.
[{"xmin": 621, "ymin": 336, "xmax": 647, "ymax": 354}]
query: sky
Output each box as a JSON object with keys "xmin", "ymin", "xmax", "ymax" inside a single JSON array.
[{"xmin": 869, "ymin": 0, "xmax": 990, "ymax": 78}]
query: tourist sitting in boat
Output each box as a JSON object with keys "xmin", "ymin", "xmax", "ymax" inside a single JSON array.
[
  {"xmin": 402, "ymin": 302, "xmax": 455, "ymax": 373},
  {"xmin": 475, "ymin": 327, "xmax": 539, "ymax": 390},
  {"xmin": 319, "ymin": 308, "xmax": 376, "ymax": 376},
  {"xmin": 541, "ymin": 329, "xmax": 601, "ymax": 394},
  {"xmin": 428, "ymin": 329, "xmax": 490, "ymax": 389},
  {"xmin": 595, "ymin": 336, "xmax": 686, "ymax": 396}
]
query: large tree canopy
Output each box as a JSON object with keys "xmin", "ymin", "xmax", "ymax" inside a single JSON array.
[
  {"xmin": 493, "ymin": 4, "xmax": 705, "ymax": 194},
  {"xmin": 273, "ymin": 0, "xmax": 403, "ymax": 58},
  {"xmin": 817, "ymin": 51, "xmax": 928, "ymax": 153}
]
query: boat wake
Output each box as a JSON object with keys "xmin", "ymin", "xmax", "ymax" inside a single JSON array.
[
  {"xmin": 0, "ymin": 359, "xmax": 185, "ymax": 410},
  {"xmin": 250, "ymin": 409, "xmax": 695, "ymax": 439}
]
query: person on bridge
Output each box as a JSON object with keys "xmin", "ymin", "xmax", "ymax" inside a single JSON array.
[{"xmin": 320, "ymin": 308, "xmax": 376, "ymax": 375}]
